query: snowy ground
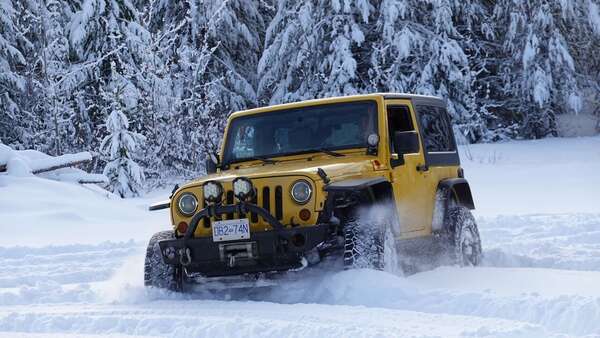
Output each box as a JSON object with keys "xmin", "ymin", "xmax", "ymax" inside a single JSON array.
[{"xmin": 1, "ymin": 136, "xmax": 599, "ymax": 338}]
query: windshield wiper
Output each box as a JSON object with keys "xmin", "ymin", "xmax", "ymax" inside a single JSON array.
[
  {"xmin": 305, "ymin": 148, "xmax": 345, "ymax": 157},
  {"xmin": 245, "ymin": 156, "xmax": 277, "ymax": 164}
]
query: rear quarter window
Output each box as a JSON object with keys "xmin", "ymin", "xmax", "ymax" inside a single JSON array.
[{"xmin": 416, "ymin": 105, "xmax": 456, "ymax": 152}]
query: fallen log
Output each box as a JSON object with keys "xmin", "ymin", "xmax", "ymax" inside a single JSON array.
[
  {"xmin": 44, "ymin": 172, "xmax": 108, "ymax": 185},
  {"xmin": 75, "ymin": 173, "xmax": 109, "ymax": 184},
  {"xmin": 1, "ymin": 150, "xmax": 106, "ymax": 186},
  {"xmin": 30, "ymin": 152, "xmax": 93, "ymax": 174},
  {"xmin": 77, "ymin": 177, "xmax": 109, "ymax": 184}
]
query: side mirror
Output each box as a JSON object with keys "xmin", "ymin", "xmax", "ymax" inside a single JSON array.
[
  {"xmin": 393, "ymin": 131, "xmax": 420, "ymax": 165},
  {"xmin": 205, "ymin": 157, "xmax": 218, "ymax": 174}
]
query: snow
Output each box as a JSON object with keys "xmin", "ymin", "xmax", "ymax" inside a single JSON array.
[
  {"xmin": 0, "ymin": 146, "xmax": 105, "ymax": 184},
  {"xmin": 0, "ymin": 144, "xmax": 11, "ymax": 166},
  {"xmin": 589, "ymin": 0, "xmax": 600, "ymax": 35},
  {"xmin": 461, "ymin": 136, "xmax": 600, "ymax": 215},
  {"xmin": 410, "ymin": 266, "xmax": 600, "ymax": 298},
  {"xmin": 27, "ymin": 151, "xmax": 93, "ymax": 174},
  {"xmin": 1, "ymin": 136, "xmax": 600, "ymax": 337}
]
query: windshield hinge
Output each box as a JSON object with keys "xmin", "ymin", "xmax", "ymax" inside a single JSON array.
[{"xmin": 317, "ymin": 168, "xmax": 330, "ymax": 184}]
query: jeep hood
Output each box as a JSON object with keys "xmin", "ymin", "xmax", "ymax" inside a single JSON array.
[{"xmin": 181, "ymin": 156, "xmax": 384, "ymax": 189}]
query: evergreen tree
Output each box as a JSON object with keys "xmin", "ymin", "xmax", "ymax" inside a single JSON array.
[
  {"xmin": 492, "ymin": 0, "xmax": 589, "ymax": 138},
  {"xmin": 368, "ymin": 0, "xmax": 493, "ymax": 142},
  {"xmin": 67, "ymin": 0, "xmax": 148, "ymax": 166},
  {"xmin": 258, "ymin": 0, "xmax": 371, "ymax": 105},
  {"xmin": 1, "ymin": 0, "xmax": 599, "ymax": 191},
  {"xmin": 141, "ymin": 0, "xmax": 265, "ymax": 182},
  {"xmin": 20, "ymin": 0, "xmax": 76, "ymax": 155},
  {"xmin": 100, "ymin": 89, "xmax": 145, "ymax": 197},
  {"xmin": 0, "ymin": 0, "xmax": 27, "ymax": 146}
]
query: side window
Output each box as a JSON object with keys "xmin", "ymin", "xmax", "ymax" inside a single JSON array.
[
  {"xmin": 387, "ymin": 105, "xmax": 414, "ymax": 153},
  {"xmin": 417, "ymin": 105, "xmax": 455, "ymax": 152}
]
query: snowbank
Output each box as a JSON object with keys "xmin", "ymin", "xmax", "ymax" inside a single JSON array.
[
  {"xmin": 460, "ymin": 136, "xmax": 600, "ymax": 215},
  {"xmin": 0, "ymin": 175, "xmax": 167, "ymax": 247},
  {"xmin": 0, "ymin": 145, "xmax": 107, "ymax": 184}
]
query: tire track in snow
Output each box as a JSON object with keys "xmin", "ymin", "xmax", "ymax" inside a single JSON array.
[
  {"xmin": 2, "ymin": 213, "xmax": 600, "ymax": 336},
  {"xmin": 0, "ymin": 241, "xmax": 141, "ymax": 288},
  {"xmin": 479, "ymin": 213, "xmax": 600, "ymax": 271},
  {"xmin": 0, "ymin": 303, "xmax": 555, "ymax": 338}
]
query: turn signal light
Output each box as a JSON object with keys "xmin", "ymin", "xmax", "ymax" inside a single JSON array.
[
  {"xmin": 372, "ymin": 159, "xmax": 384, "ymax": 170},
  {"xmin": 299, "ymin": 208, "xmax": 311, "ymax": 221},
  {"xmin": 177, "ymin": 221, "xmax": 189, "ymax": 234}
]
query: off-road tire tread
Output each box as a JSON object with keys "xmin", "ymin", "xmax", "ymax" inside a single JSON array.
[
  {"xmin": 445, "ymin": 206, "xmax": 482, "ymax": 266},
  {"xmin": 343, "ymin": 219, "xmax": 384, "ymax": 270},
  {"xmin": 144, "ymin": 230, "xmax": 181, "ymax": 291}
]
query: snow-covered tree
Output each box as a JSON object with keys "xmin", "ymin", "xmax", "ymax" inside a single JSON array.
[
  {"xmin": 258, "ymin": 0, "xmax": 371, "ymax": 105},
  {"xmin": 100, "ymin": 91, "xmax": 145, "ymax": 197},
  {"xmin": 492, "ymin": 0, "xmax": 593, "ymax": 138},
  {"xmin": 0, "ymin": 0, "xmax": 27, "ymax": 146},
  {"xmin": 67, "ymin": 0, "xmax": 149, "ymax": 163},
  {"xmin": 2, "ymin": 0, "xmax": 600, "ymax": 190},
  {"xmin": 138, "ymin": 0, "xmax": 266, "ymax": 182},
  {"xmin": 16, "ymin": 0, "xmax": 77, "ymax": 155},
  {"xmin": 367, "ymin": 0, "xmax": 497, "ymax": 142}
]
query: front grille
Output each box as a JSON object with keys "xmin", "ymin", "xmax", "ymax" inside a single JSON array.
[
  {"xmin": 200, "ymin": 184, "xmax": 285, "ymax": 228},
  {"xmin": 275, "ymin": 186, "xmax": 283, "ymax": 220},
  {"xmin": 226, "ymin": 191, "xmax": 234, "ymax": 219},
  {"xmin": 262, "ymin": 186, "xmax": 271, "ymax": 222},
  {"xmin": 250, "ymin": 194, "xmax": 258, "ymax": 223}
]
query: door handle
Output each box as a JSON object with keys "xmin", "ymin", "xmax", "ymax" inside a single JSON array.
[{"xmin": 416, "ymin": 164, "xmax": 429, "ymax": 172}]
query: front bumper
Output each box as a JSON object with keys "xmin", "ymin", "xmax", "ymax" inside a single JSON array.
[
  {"xmin": 159, "ymin": 225, "xmax": 328, "ymax": 277},
  {"xmin": 159, "ymin": 202, "xmax": 331, "ymax": 278}
]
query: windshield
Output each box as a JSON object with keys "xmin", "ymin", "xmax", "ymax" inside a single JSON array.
[{"xmin": 223, "ymin": 101, "xmax": 378, "ymax": 166}]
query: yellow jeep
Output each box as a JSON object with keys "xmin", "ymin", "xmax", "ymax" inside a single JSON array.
[{"xmin": 145, "ymin": 93, "xmax": 481, "ymax": 291}]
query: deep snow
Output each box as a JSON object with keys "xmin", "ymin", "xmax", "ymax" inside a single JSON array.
[{"xmin": 1, "ymin": 136, "xmax": 599, "ymax": 337}]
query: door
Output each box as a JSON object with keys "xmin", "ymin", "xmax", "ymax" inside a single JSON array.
[
  {"xmin": 412, "ymin": 99, "xmax": 461, "ymax": 233},
  {"xmin": 385, "ymin": 100, "xmax": 434, "ymax": 238}
]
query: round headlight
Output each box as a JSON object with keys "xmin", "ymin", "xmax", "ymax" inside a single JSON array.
[
  {"xmin": 232, "ymin": 177, "xmax": 255, "ymax": 201},
  {"xmin": 290, "ymin": 180, "xmax": 312, "ymax": 204},
  {"xmin": 178, "ymin": 193, "xmax": 198, "ymax": 216},
  {"xmin": 202, "ymin": 181, "xmax": 223, "ymax": 203}
]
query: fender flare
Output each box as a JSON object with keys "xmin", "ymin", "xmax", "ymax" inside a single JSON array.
[
  {"xmin": 432, "ymin": 178, "xmax": 475, "ymax": 232},
  {"xmin": 324, "ymin": 177, "xmax": 389, "ymax": 193},
  {"xmin": 323, "ymin": 177, "xmax": 392, "ymax": 211},
  {"xmin": 437, "ymin": 178, "xmax": 475, "ymax": 210}
]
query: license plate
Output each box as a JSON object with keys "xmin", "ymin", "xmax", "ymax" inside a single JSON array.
[{"xmin": 212, "ymin": 218, "xmax": 250, "ymax": 242}]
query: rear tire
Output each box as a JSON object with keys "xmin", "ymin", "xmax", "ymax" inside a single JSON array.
[
  {"xmin": 144, "ymin": 231, "xmax": 183, "ymax": 291},
  {"xmin": 444, "ymin": 206, "xmax": 482, "ymax": 266}
]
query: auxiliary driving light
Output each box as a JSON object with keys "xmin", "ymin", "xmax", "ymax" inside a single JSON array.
[
  {"xmin": 177, "ymin": 193, "xmax": 198, "ymax": 215},
  {"xmin": 232, "ymin": 177, "xmax": 255, "ymax": 201},
  {"xmin": 291, "ymin": 180, "xmax": 312, "ymax": 204},
  {"xmin": 202, "ymin": 181, "xmax": 224, "ymax": 203}
]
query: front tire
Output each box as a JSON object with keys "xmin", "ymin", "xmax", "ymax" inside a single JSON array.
[
  {"xmin": 343, "ymin": 218, "xmax": 398, "ymax": 273},
  {"xmin": 445, "ymin": 206, "xmax": 482, "ymax": 266},
  {"xmin": 144, "ymin": 230, "xmax": 183, "ymax": 291}
]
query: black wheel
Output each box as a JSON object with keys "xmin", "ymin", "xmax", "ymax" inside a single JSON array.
[
  {"xmin": 343, "ymin": 217, "xmax": 398, "ymax": 273},
  {"xmin": 445, "ymin": 206, "xmax": 482, "ymax": 266},
  {"xmin": 144, "ymin": 230, "xmax": 183, "ymax": 291}
]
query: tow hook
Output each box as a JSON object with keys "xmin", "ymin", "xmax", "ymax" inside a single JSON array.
[{"xmin": 179, "ymin": 247, "xmax": 192, "ymax": 266}]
